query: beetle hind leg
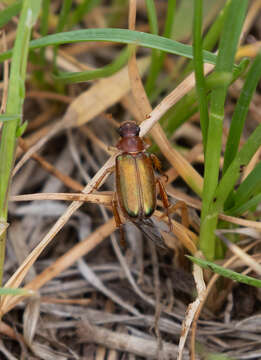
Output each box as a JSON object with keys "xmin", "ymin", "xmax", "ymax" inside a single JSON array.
[{"xmin": 167, "ymin": 201, "xmax": 189, "ymax": 229}]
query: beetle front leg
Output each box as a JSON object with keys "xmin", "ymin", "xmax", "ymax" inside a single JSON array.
[
  {"xmin": 112, "ymin": 193, "xmax": 125, "ymax": 247},
  {"xmin": 156, "ymin": 178, "xmax": 172, "ymax": 232},
  {"xmin": 91, "ymin": 166, "xmax": 115, "ymax": 192}
]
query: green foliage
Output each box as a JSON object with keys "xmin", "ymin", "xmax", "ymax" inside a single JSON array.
[
  {"xmin": 0, "ymin": 287, "xmax": 34, "ymax": 296},
  {"xmin": 199, "ymin": 0, "xmax": 249, "ymax": 260},
  {"xmin": 0, "ymin": 28, "xmax": 224, "ymax": 65},
  {"xmin": 0, "ymin": 0, "xmax": 259, "ymax": 280},
  {"xmin": 193, "ymin": 0, "xmax": 209, "ymax": 151},
  {"xmin": 0, "ymin": 0, "xmax": 42, "ymax": 285},
  {"xmin": 55, "ymin": 46, "xmax": 132, "ymax": 83},
  {"xmin": 223, "ymin": 50, "xmax": 261, "ymax": 173},
  {"xmin": 0, "ymin": 0, "xmax": 22, "ymax": 28},
  {"xmin": 188, "ymin": 256, "xmax": 261, "ymax": 288}
]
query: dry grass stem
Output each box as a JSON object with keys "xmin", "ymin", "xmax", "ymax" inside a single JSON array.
[
  {"xmin": 18, "ymin": 138, "xmax": 84, "ymax": 192},
  {"xmin": 178, "ymin": 252, "xmax": 206, "ymax": 360},
  {"xmin": 190, "ymin": 240, "xmax": 260, "ymax": 357},
  {"xmin": 2, "ymin": 218, "xmax": 116, "ymax": 315},
  {"xmin": 218, "ymin": 233, "xmax": 261, "ymax": 275},
  {"xmin": 77, "ymin": 320, "xmax": 188, "ymax": 359},
  {"xmin": 10, "ymin": 192, "xmax": 112, "ymax": 205},
  {"xmin": 1, "ymin": 2, "xmax": 260, "ymax": 358}
]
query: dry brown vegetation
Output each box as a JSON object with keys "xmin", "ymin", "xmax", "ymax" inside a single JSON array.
[{"xmin": 0, "ymin": 1, "xmax": 261, "ymax": 359}]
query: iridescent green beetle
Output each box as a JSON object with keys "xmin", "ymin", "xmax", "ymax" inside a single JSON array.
[{"xmin": 113, "ymin": 121, "xmax": 171, "ymax": 247}]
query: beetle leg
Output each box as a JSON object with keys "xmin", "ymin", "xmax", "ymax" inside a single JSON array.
[
  {"xmin": 156, "ymin": 178, "xmax": 172, "ymax": 232},
  {"xmin": 167, "ymin": 201, "xmax": 189, "ymax": 229},
  {"xmin": 92, "ymin": 166, "xmax": 115, "ymax": 192},
  {"xmin": 151, "ymin": 154, "xmax": 168, "ymax": 182},
  {"xmin": 112, "ymin": 193, "xmax": 125, "ymax": 247}
]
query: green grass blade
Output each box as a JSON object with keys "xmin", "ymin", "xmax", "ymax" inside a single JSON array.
[
  {"xmin": 193, "ymin": 0, "xmax": 209, "ymax": 151},
  {"xmin": 0, "ymin": 0, "xmax": 22, "ymax": 28},
  {"xmin": 182, "ymin": 0, "xmax": 230, "ymax": 78},
  {"xmin": 223, "ymin": 50, "xmax": 261, "ymax": 173},
  {"xmin": 69, "ymin": 0, "xmax": 102, "ymax": 27},
  {"xmin": 0, "ymin": 0, "xmax": 41, "ymax": 285},
  {"xmin": 187, "ymin": 256, "xmax": 261, "ymax": 288},
  {"xmin": 53, "ymin": 0, "xmax": 73, "ymax": 71},
  {"xmin": 145, "ymin": 0, "xmax": 158, "ymax": 34},
  {"xmin": 145, "ymin": 0, "xmax": 176, "ymax": 99},
  {"xmin": 229, "ymin": 162, "xmax": 261, "ymax": 209},
  {"xmin": 202, "ymin": 123, "xmax": 261, "ymax": 258},
  {"xmin": 200, "ymin": 0, "xmax": 248, "ymax": 260},
  {"xmin": 0, "ymin": 115, "xmax": 21, "ymax": 122},
  {"xmin": 227, "ymin": 193, "xmax": 261, "ymax": 216},
  {"xmin": 56, "ymin": 0, "xmax": 72, "ymax": 32},
  {"xmin": 0, "ymin": 28, "xmax": 223, "ymax": 65},
  {"xmin": 40, "ymin": 0, "xmax": 50, "ymax": 34},
  {"xmin": 144, "ymin": 0, "xmax": 160, "ymax": 95},
  {"xmin": 214, "ymin": 123, "xmax": 261, "ymax": 211},
  {"xmin": 160, "ymin": 58, "xmax": 249, "ymax": 145},
  {"xmin": 162, "ymin": 0, "xmax": 176, "ymax": 39},
  {"xmin": 145, "ymin": 0, "xmax": 176, "ymax": 97},
  {"xmin": 55, "ymin": 46, "xmax": 131, "ymax": 83},
  {"xmin": 0, "ymin": 287, "xmax": 35, "ymax": 296},
  {"xmin": 201, "ymin": 0, "xmax": 230, "ymax": 52},
  {"xmin": 39, "ymin": 0, "xmax": 50, "ymax": 61}
]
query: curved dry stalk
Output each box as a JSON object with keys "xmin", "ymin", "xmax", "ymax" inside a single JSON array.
[{"xmin": 178, "ymin": 252, "xmax": 206, "ymax": 360}]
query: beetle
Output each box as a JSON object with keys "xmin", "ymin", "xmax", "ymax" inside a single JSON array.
[{"xmin": 95, "ymin": 121, "xmax": 172, "ymax": 248}]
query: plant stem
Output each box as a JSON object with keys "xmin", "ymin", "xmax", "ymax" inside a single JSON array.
[
  {"xmin": 199, "ymin": 0, "xmax": 248, "ymax": 259},
  {"xmin": 145, "ymin": 0, "xmax": 176, "ymax": 97},
  {"xmin": 193, "ymin": 0, "xmax": 209, "ymax": 152},
  {"xmin": 0, "ymin": 0, "xmax": 41, "ymax": 285}
]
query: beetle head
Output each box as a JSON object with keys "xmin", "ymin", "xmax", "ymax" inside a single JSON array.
[{"xmin": 118, "ymin": 121, "xmax": 140, "ymax": 138}]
